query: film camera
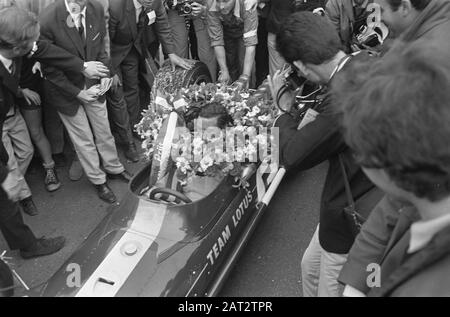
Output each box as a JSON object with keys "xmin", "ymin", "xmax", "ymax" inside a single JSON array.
[
  {"xmin": 355, "ymin": 24, "xmax": 389, "ymax": 49},
  {"xmin": 276, "ymin": 64, "xmax": 324, "ymax": 116},
  {"xmin": 167, "ymin": 0, "xmax": 195, "ymax": 16}
]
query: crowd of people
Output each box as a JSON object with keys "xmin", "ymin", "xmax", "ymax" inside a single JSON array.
[{"xmin": 0, "ymin": 0, "xmax": 450, "ymax": 297}]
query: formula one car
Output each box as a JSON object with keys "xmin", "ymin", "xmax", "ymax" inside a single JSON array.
[
  {"xmin": 40, "ymin": 62, "xmax": 287, "ymax": 297},
  {"xmin": 1, "ymin": 62, "xmax": 321, "ymax": 297}
]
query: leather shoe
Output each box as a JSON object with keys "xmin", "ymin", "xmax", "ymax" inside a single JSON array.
[
  {"xmin": 20, "ymin": 197, "xmax": 39, "ymax": 216},
  {"xmin": 125, "ymin": 142, "xmax": 140, "ymax": 163},
  {"xmin": 95, "ymin": 183, "xmax": 117, "ymax": 204},
  {"xmin": 107, "ymin": 170, "xmax": 133, "ymax": 183},
  {"xmin": 20, "ymin": 236, "xmax": 65, "ymax": 259}
]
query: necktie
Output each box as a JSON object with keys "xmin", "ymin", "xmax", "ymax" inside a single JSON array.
[
  {"xmin": 137, "ymin": 8, "xmax": 146, "ymax": 30},
  {"xmin": 78, "ymin": 13, "xmax": 85, "ymax": 42},
  {"xmin": 9, "ymin": 61, "xmax": 15, "ymax": 75}
]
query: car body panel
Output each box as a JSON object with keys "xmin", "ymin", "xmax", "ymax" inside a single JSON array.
[{"xmin": 41, "ymin": 163, "xmax": 262, "ymax": 297}]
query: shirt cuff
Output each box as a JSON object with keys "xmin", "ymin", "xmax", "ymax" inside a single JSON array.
[
  {"xmin": 211, "ymin": 39, "xmax": 225, "ymax": 47},
  {"xmin": 243, "ymin": 37, "xmax": 258, "ymax": 47}
]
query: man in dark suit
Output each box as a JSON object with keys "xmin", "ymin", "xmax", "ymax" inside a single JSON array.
[
  {"xmin": 39, "ymin": 0, "xmax": 132, "ymax": 204},
  {"xmin": 107, "ymin": 0, "xmax": 194, "ymax": 141},
  {"xmin": 271, "ymin": 12, "xmax": 382, "ymax": 296},
  {"xmin": 0, "ymin": 6, "xmax": 65, "ymax": 259}
]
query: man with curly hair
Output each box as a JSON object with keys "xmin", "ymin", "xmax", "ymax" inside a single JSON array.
[{"xmin": 336, "ymin": 43, "xmax": 450, "ymax": 296}]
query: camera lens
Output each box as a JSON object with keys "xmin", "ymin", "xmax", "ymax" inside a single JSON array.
[{"xmin": 183, "ymin": 4, "xmax": 192, "ymax": 14}]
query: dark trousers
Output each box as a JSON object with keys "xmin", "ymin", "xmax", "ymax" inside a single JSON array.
[
  {"xmin": 43, "ymin": 102, "xmax": 66, "ymax": 155},
  {"xmin": 224, "ymin": 33, "xmax": 245, "ymax": 83},
  {"xmin": 255, "ymin": 17, "xmax": 269, "ymax": 87},
  {"xmin": 0, "ymin": 187, "xmax": 36, "ymax": 251},
  {"xmin": 106, "ymin": 84, "xmax": 134, "ymax": 146},
  {"xmin": 118, "ymin": 47, "xmax": 141, "ymax": 128}
]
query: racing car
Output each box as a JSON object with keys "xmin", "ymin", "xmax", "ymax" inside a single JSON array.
[
  {"xmin": 1, "ymin": 61, "xmax": 322, "ymax": 297},
  {"xmin": 44, "ymin": 62, "xmax": 287, "ymax": 297}
]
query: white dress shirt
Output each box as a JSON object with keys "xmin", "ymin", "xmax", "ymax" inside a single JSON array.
[
  {"xmin": 133, "ymin": 0, "xmax": 143, "ymax": 23},
  {"xmin": 65, "ymin": 0, "xmax": 87, "ymax": 38},
  {"xmin": 408, "ymin": 212, "xmax": 450, "ymax": 254},
  {"xmin": 0, "ymin": 53, "xmax": 13, "ymax": 74}
]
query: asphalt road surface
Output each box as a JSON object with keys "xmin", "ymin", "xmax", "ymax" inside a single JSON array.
[{"xmin": 0, "ymin": 149, "xmax": 327, "ymax": 297}]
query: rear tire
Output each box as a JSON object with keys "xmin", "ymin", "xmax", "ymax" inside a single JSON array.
[
  {"xmin": 152, "ymin": 60, "xmax": 213, "ymax": 95},
  {"xmin": 181, "ymin": 62, "xmax": 212, "ymax": 87}
]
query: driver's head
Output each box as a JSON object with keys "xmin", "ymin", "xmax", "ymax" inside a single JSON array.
[
  {"xmin": 195, "ymin": 102, "xmax": 233, "ymax": 131},
  {"xmin": 277, "ymin": 12, "xmax": 343, "ymax": 84}
]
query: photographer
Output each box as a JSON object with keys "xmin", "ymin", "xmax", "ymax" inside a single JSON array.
[
  {"xmin": 334, "ymin": 0, "xmax": 450, "ymax": 296},
  {"xmin": 166, "ymin": 0, "xmax": 217, "ymax": 81},
  {"xmin": 326, "ymin": 0, "xmax": 388, "ymax": 53},
  {"xmin": 206, "ymin": 0, "xmax": 258, "ymax": 88},
  {"xmin": 335, "ymin": 43, "xmax": 450, "ymax": 297},
  {"xmin": 269, "ymin": 12, "xmax": 382, "ymax": 296}
]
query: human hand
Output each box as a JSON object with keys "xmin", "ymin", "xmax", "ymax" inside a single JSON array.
[
  {"xmin": 191, "ymin": 2, "xmax": 206, "ymax": 17},
  {"xmin": 232, "ymin": 74, "xmax": 250, "ymax": 90},
  {"xmin": 1, "ymin": 171, "xmax": 22, "ymax": 202},
  {"xmin": 32, "ymin": 62, "xmax": 43, "ymax": 78},
  {"xmin": 21, "ymin": 88, "xmax": 41, "ymax": 106},
  {"xmin": 82, "ymin": 61, "xmax": 109, "ymax": 80},
  {"xmin": 218, "ymin": 69, "xmax": 231, "ymax": 85},
  {"xmin": 110, "ymin": 74, "xmax": 122, "ymax": 93},
  {"xmin": 267, "ymin": 68, "xmax": 289, "ymax": 101},
  {"xmin": 77, "ymin": 88, "xmax": 98, "ymax": 103},
  {"xmin": 168, "ymin": 54, "xmax": 196, "ymax": 71}
]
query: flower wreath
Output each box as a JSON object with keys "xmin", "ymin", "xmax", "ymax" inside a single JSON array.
[{"xmin": 136, "ymin": 82, "xmax": 279, "ymax": 186}]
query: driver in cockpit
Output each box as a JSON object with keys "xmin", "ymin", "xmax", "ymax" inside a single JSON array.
[{"xmin": 149, "ymin": 101, "xmax": 233, "ymax": 203}]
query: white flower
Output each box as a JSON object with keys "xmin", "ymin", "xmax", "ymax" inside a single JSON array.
[
  {"xmin": 200, "ymin": 156, "xmax": 214, "ymax": 171},
  {"xmin": 193, "ymin": 137, "xmax": 204, "ymax": 148},
  {"xmin": 235, "ymin": 148, "xmax": 245, "ymax": 162},
  {"xmin": 176, "ymin": 157, "xmax": 191, "ymax": 174},
  {"xmin": 141, "ymin": 139, "xmax": 149, "ymax": 150},
  {"xmin": 244, "ymin": 143, "xmax": 257, "ymax": 156},
  {"xmin": 258, "ymin": 115, "xmax": 270, "ymax": 122},
  {"xmin": 256, "ymin": 134, "xmax": 268, "ymax": 146},
  {"xmin": 235, "ymin": 125, "xmax": 245, "ymax": 133}
]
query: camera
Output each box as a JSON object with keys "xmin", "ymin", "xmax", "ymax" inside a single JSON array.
[
  {"xmin": 283, "ymin": 64, "xmax": 307, "ymax": 91},
  {"xmin": 167, "ymin": 0, "xmax": 194, "ymax": 16},
  {"xmin": 355, "ymin": 23, "xmax": 389, "ymax": 49}
]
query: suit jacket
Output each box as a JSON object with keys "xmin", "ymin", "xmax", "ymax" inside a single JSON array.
[
  {"xmin": 325, "ymin": 0, "xmax": 356, "ymax": 53},
  {"xmin": 274, "ymin": 52, "xmax": 381, "ymax": 254},
  {"xmin": 108, "ymin": 0, "xmax": 174, "ymax": 70},
  {"xmin": 39, "ymin": 0, "xmax": 112, "ymax": 116},
  {"xmin": 0, "ymin": 58, "xmax": 23, "ymax": 184},
  {"xmin": 0, "ymin": 39, "xmax": 84, "ymax": 183},
  {"xmin": 341, "ymin": 196, "xmax": 450, "ymax": 296},
  {"xmin": 34, "ymin": 40, "xmax": 84, "ymax": 73}
]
